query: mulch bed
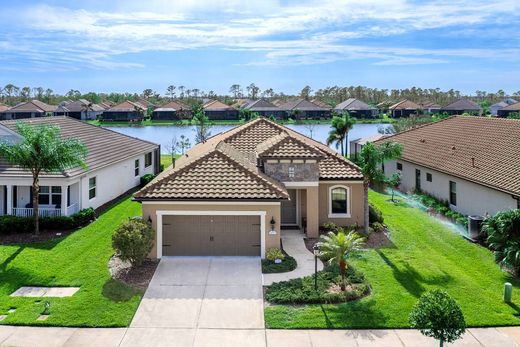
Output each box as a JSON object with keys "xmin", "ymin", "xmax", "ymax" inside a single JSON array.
[
  {"xmin": 109, "ymin": 256, "xmax": 159, "ymax": 291},
  {"xmin": 0, "ymin": 230, "xmax": 75, "ymax": 245},
  {"xmin": 305, "ymin": 228, "xmax": 394, "ymax": 251}
]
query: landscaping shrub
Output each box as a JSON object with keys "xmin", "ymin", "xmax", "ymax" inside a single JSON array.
[
  {"xmin": 265, "ymin": 265, "xmax": 369, "ymax": 304},
  {"xmin": 40, "ymin": 216, "xmax": 75, "ymax": 230},
  {"xmin": 262, "ymin": 255, "xmax": 297, "ymax": 274},
  {"xmin": 140, "ymin": 173, "xmax": 156, "ymax": 187},
  {"xmin": 71, "ymin": 208, "xmax": 95, "ymax": 227},
  {"xmin": 266, "ymin": 248, "xmax": 285, "ymax": 261},
  {"xmin": 371, "ymin": 222, "xmax": 385, "ymax": 233},
  {"xmin": 369, "ymin": 203, "xmax": 384, "ymax": 224},
  {"xmin": 0, "ymin": 216, "xmax": 33, "ymax": 234},
  {"xmin": 482, "ymin": 209, "xmax": 520, "ymax": 274},
  {"xmin": 112, "ymin": 218, "xmax": 154, "ymax": 266},
  {"xmin": 413, "ymin": 192, "xmax": 468, "ymax": 228},
  {"xmin": 321, "ymin": 222, "xmax": 339, "ymax": 233}
]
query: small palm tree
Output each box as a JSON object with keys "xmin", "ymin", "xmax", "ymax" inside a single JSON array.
[
  {"xmin": 0, "ymin": 122, "xmax": 87, "ymax": 234},
  {"xmin": 326, "ymin": 111, "xmax": 356, "ymax": 157},
  {"xmin": 318, "ymin": 230, "xmax": 365, "ymax": 291}
]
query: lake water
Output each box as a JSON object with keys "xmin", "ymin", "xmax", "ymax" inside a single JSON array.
[{"xmin": 106, "ymin": 123, "xmax": 390, "ymax": 155}]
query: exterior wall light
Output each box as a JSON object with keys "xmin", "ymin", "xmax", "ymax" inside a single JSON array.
[{"xmin": 269, "ymin": 216, "xmax": 277, "ymax": 235}]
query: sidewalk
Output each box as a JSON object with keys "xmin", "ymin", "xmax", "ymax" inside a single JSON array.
[{"xmin": 0, "ymin": 326, "xmax": 519, "ymax": 346}]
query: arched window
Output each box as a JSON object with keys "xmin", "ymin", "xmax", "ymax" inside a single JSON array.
[{"xmin": 328, "ymin": 185, "xmax": 350, "ymax": 218}]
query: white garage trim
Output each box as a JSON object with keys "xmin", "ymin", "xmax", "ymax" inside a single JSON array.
[{"xmin": 156, "ymin": 210, "xmax": 267, "ymax": 259}]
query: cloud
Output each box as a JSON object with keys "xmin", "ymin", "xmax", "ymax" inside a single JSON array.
[{"xmin": 0, "ymin": 0, "xmax": 519, "ymax": 71}]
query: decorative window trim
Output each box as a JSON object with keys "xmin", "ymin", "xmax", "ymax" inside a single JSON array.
[{"xmin": 328, "ymin": 185, "xmax": 351, "ymax": 218}]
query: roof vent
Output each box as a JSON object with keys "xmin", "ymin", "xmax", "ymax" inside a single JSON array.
[
  {"xmin": 451, "ymin": 146, "xmax": 456, "ymax": 150},
  {"xmin": 471, "ymin": 157, "xmax": 476, "ymax": 168},
  {"xmin": 419, "ymin": 139, "xmax": 426, "ymax": 143}
]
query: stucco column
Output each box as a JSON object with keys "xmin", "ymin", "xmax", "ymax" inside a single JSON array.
[
  {"xmin": 61, "ymin": 185, "xmax": 68, "ymax": 216},
  {"xmin": 6, "ymin": 185, "xmax": 12, "ymax": 215},
  {"xmin": 306, "ymin": 186, "xmax": 319, "ymax": 238}
]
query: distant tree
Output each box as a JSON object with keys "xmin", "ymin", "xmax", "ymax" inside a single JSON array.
[
  {"xmin": 4, "ymin": 84, "xmax": 19, "ymax": 104},
  {"xmin": 0, "ymin": 123, "xmax": 87, "ymax": 235},
  {"xmin": 304, "ymin": 123, "xmax": 316, "ymax": 139},
  {"xmin": 66, "ymin": 89, "xmax": 81, "ymax": 100},
  {"xmin": 44, "ymin": 89, "xmax": 53, "ymax": 104},
  {"xmin": 386, "ymin": 172, "xmax": 401, "ymax": 202},
  {"xmin": 318, "ymin": 231, "xmax": 365, "ymax": 291},
  {"xmin": 192, "ymin": 88, "xmax": 200, "ymax": 98},
  {"xmin": 178, "ymin": 86, "xmax": 185, "ymax": 98},
  {"xmin": 409, "ymin": 289, "xmax": 466, "ymax": 347},
  {"xmin": 177, "ymin": 135, "xmax": 191, "ymax": 155},
  {"xmin": 166, "ymin": 85, "xmax": 176, "ymax": 100},
  {"xmin": 20, "ymin": 87, "xmax": 31, "ymax": 101},
  {"xmin": 246, "ymin": 83, "xmax": 260, "ymax": 99},
  {"xmin": 191, "ymin": 103, "xmax": 211, "ymax": 143},
  {"xmin": 229, "ymin": 84, "xmax": 242, "ymax": 98},
  {"xmin": 142, "ymin": 89, "xmax": 154, "ymax": 99},
  {"xmin": 33, "ymin": 87, "xmax": 44, "ymax": 100},
  {"xmin": 207, "ymin": 90, "xmax": 217, "ymax": 99},
  {"xmin": 300, "ymin": 85, "xmax": 312, "ymax": 100},
  {"xmin": 326, "ymin": 111, "xmax": 356, "ymax": 156}
]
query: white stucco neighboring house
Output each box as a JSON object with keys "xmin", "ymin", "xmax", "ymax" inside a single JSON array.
[
  {"xmin": 0, "ymin": 116, "xmax": 160, "ymax": 217},
  {"xmin": 376, "ymin": 116, "xmax": 520, "ymax": 217}
]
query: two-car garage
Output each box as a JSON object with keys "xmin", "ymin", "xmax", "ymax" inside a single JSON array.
[{"xmin": 162, "ymin": 215, "xmax": 261, "ymax": 256}]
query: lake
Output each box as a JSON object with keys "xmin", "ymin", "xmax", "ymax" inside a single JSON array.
[{"xmin": 106, "ymin": 123, "xmax": 390, "ymax": 155}]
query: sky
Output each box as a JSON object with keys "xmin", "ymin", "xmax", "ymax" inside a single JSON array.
[{"xmin": 0, "ymin": 0, "xmax": 519, "ymax": 96}]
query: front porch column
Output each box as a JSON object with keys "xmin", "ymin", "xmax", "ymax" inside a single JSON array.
[
  {"xmin": 6, "ymin": 185, "xmax": 13, "ymax": 215},
  {"xmin": 306, "ymin": 186, "xmax": 319, "ymax": 238},
  {"xmin": 61, "ymin": 185, "xmax": 68, "ymax": 216}
]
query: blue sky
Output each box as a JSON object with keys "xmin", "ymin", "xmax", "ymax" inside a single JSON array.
[{"xmin": 1, "ymin": 0, "xmax": 519, "ymax": 96}]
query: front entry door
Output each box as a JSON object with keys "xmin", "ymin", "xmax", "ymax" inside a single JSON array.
[
  {"xmin": 281, "ymin": 189, "xmax": 297, "ymax": 225},
  {"xmin": 415, "ymin": 169, "xmax": 421, "ymax": 191}
]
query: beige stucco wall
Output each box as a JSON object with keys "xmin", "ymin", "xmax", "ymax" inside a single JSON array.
[
  {"xmin": 384, "ymin": 159, "xmax": 518, "ymax": 216},
  {"xmin": 142, "ymin": 202, "xmax": 281, "ymax": 258},
  {"xmin": 318, "ymin": 182, "xmax": 365, "ymax": 228}
]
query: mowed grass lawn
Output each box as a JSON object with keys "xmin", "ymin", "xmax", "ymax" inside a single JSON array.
[
  {"xmin": 0, "ymin": 196, "xmax": 143, "ymax": 327},
  {"xmin": 265, "ymin": 190, "xmax": 520, "ymax": 329}
]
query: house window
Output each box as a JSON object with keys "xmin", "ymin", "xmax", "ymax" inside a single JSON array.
[
  {"xmin": 328, "ymin": 185, "xmax": 350, "ymax": 218},
  {"xmin": 449, "ymin": 181, "xmax": 457, "ymax": 206},
  {"xmin": 397, "ymin": 162, "xmax": 403, "ymax": 171},
  {"xmin": 288, "ymin": 166, "xmax": 295, "ymax": 178},
  {"xmin": 89, "ymin": 177, "xmax": 96, "ymax": 200},
  {"xmin": 38, "ymin": 186, "xmax": 61, "ymax": 206},
  {"xmin": 135, "ymin": 159, "xmax": 140, "ymax": 177},
  {"xmin": 145, "ymin": 152, "xmax": 152, "ymax": 168},
  {"xmin": 426, "ymin": 173, "xmax": 432, "ymax": 182}
]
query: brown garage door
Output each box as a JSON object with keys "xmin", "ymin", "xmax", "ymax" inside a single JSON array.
[{"xmin": 162, "ymin": 215, "xmax": 261, "ymax": 256}]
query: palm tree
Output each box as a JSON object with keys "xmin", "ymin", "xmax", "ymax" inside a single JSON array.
[
  {"xmin": 359, "ymin": 141, "xmax": 402, "ymax": 231},
  {"xmin": 318, "ymin": 231, "xmax": 365, "ymax": 291},
  {"xmin": 326, "ymin": 111, "xmax": 356, "ymax": 156},
  {"xmin": 0, "ymin": 123, "xmax": 88, "ymax": 235}
]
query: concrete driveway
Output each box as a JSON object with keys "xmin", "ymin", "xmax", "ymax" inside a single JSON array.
[{"xmin": 130, "ymin": 257, "xmax": 264, "ymax": 330}]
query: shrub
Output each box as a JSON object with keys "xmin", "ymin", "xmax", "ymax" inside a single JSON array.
[
  {"xmin": 140, "ymin": 173, "xmax": 156, "ymax": 187},
  {"xmin": 262, "ymin": 255, "xmax": 297, "ymax": 273},
  {"xmin": 266, "ymin": 248, "xmax": 285, "ymax": 261},
  {"xmin": 321, "ymin": 222, "xmax": 339, "ymax": 233},
  {"xmin": 369, "ymin": 203, "xmax": 384, "ymax": 224},
  {"xmin": 0, "ymin": 216, "xmax": 33, "ymax": 234},
  {"xmin": 371, "ymin": 222, "xmax": 385, "ymax": 233},
  {"xmin": 409, "ymin": 289, "xmax": 466, "ymax": 347},
  {"xmin": 71, "ymin": 208, "xmax": 95, "ymax": 227},
  {"xmin": 482, "ymin": 209, "xmax": 520, "ymax": 273},
  {"xmin": 40, "ymin": 216, "xmax": 74, "ymax": 230},
  {"xmin": 112, "ymin": 219, "xmax": 154, "ymax": 266}
]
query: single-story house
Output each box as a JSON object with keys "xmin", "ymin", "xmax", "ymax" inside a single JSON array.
[
  {"xmin": 242, "ymin": 99, "xmax": 285, "ymax": 119},
  {"xmin": 0, "ymin": 104, "xmax": 10, "ymax": 113},
  {"xmin": 490, "ymin": 98, "xmax": 517, "ymax": 116},
  {"xmin": 419, "ymin": 101, "xmax": 441, "ymax": 114},
  {"xmin": 388, "ymin": 100, "xmax": 422, "ymax": 118},
  {"xmin": 135, "ymin": 117, "xmax": 365, "ymax": 258},
  {"xmin": 0, "ymin": 116, "xmax": 160, "ymax": 217},
  {"xmin": 101, "ymin": 100, "xmax": 146, "ymax": 121},
  {"xmin": 55, "ymin": 99, "xmax": 105, "ymax": 120},
  {"xmin": 442, "ymin": 99, "xmax": 482, "ymax": 115},
  {"xmin": 203, "ymin": 100, "xmax": 239, "ymax": 120},
  {"xmin": 334, "ymin": 98, "xmax": 378, "ymax": 118},
  {"xmin": 310, "ymin": 99, "xmax": 330, "ymax": 109},
  {"xmin": 279, "ymin": 99, "xmax": 331, "ymax": 120},
  {"xmin": 349, "ymin": 134, "xmax": 386, "ymax": 160},
  {"xmin": 152, "ymin": 101, "xmax": 191, "ymax": 121},
  {"xmin": 496, "ymin": 102, "xmax": 520, "ymax": 118},
  {"xmin": 1, "ymin": 100, "xmax": 56, "ymax": 120},
  {"xmin": 271, "ymin": 99, "xmax": 286, "ymax": 107},
  {"xmin": 376, "ymin": 116, "xmax": 520, "ymax": 217}
]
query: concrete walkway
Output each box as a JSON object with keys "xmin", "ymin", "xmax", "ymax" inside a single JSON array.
[
  {"xmin": 263, "ymin": 229, "xmax": 323, "ymax": 285},
  {"xmin": 1, "ymin": 326, "xmax": 520, "ymax": 346}
]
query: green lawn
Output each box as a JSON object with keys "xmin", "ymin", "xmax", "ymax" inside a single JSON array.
[
  {"xmin": 265, "ymin": 190, "xmax": 520, "ymax": 329},
  {"xmin": 0, "ymin": 196, "xmax": 142, "ymax": 327}
]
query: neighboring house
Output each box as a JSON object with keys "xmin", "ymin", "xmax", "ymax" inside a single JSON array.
[
  {"xmin": 271, "ymin": 99, "xmax": 286, "ymax": 107},
  {"xmin": 334, "ymin": 98, "xmax": 378, "ymax": 118},
  {"xmin": 135, "ymin": 118, "xmax": 364, "ymax": 258},
  {"xmin": 152, "ymin": 101, "xmax": 191, "ymax": 120},
  {"xmin": 442, "ymin": 99, "xmax": 482, "ymax": 115},
  {"xmin": 101, "ymin": 100, "xmax": 146, "ymax": 121},
  {"xmin": 376, "ymin": 116, "xmax": 520, "ymax": 217},
  {"xmin": 0, "ymin": 104, "xmax": 10, "ymax": 113},
  {"xmin": 0, "ymin": 117, "xmax": 160, "ymax": 218},
  {"xmin": 55, "ymin": 99, "xmax": 105, "ymax": 120},
  {"xmin": 388, "ymin": 100, "xmax": 422, "ymax": 118},
  {"xmin": 242, "ymin": 99, "xmax": 285, "ymax": 119},
  {"xmin": 279, "ymin": 99, "xmax": 331, "ymax": 120},
  {"xmin": 349, "ymin": 134, "xmax": 386, "ymax": 160},
  {"xmin": 496, "ymin": 101, "xmax": 520, "ymax": 118},
  {"xmin": 310, "ymin": 99, "xmax": 330, "ymax": 109},
  {"xmin": 419, "ymin": 101, "xmax": 441, "ymax": 114},
  {"xmin": 203, "ymin": 100, "xmax": 239, "ymax": 120},
  {"xmin": 1, "ymin": 100, "xmax": 56, "ymax": 120},
  {"xmin": 490, "ymin": 98, "xmax": 517, "ymax": 116}
]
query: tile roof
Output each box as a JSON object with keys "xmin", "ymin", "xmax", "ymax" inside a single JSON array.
[
  {"xmin": 136, "ymin": 117, "xmax": 363, "ymax": 201},
  {"xmin": 0, "ymin": 117, "xmax": 158, "ymax": 178},
  {"xmin": 158, "ymin": 100, "xmax": 190, "ymax": 111},
  {"xmin": 243, "ymin": 99, "xmax": 280, "ymax": 111},
  {"xmin": 311, "ymin": 99, "xmax": 330, "ymax": 108},
  {"xmin": 501, "ymin": 102, "xmax": 520, "ymax": 111},
  {"xmin": 203, "ymin": 100, "xmax": 235, "ymax": 111},
  {"xmin": 5, "ymin": 100, "xmax": 56, "ymax": 113},
  {"xmin": 375, "ymin": 116, "xmax": 520, "ymax": 196},
  {"xmin": 389, "ymin": 100, "xmax": 422, "ymax": 110},
  {"xmin": 443, "ymin": 99, "xmax": 481, "ymax": 111},
  {"xmin": 335, "ymin": 98, "xmax": 375, "ymax": 111},
  {"xmin": 0, "ymin": 104, "xmax": 10, "ymax": 112},
  {"xmin": 279, "ymin": 99, "xmax": 329, "ymax": 111},
  {"xmin": 106, "ymin": 100, "xmax": 147, "ymax": 112}
]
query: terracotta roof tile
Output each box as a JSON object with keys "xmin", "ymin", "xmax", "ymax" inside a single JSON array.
[
  {"xmin": 257, "ymin": 134, "xmax": 325, "ymax": 159},
  {"xmin": 376, "ymin": 116, "xmax": 520, "ymax": 196},
  {"xmin": 389, "ymin": 100, "xmax": 422, "ymax": 110},
  {"xmin": 443, "ymin": 99, "xmax": 481, "ymax": 111},
  {"xmin": 224, "ymin": 119, "xmax": 284, "ymax": 152}
]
